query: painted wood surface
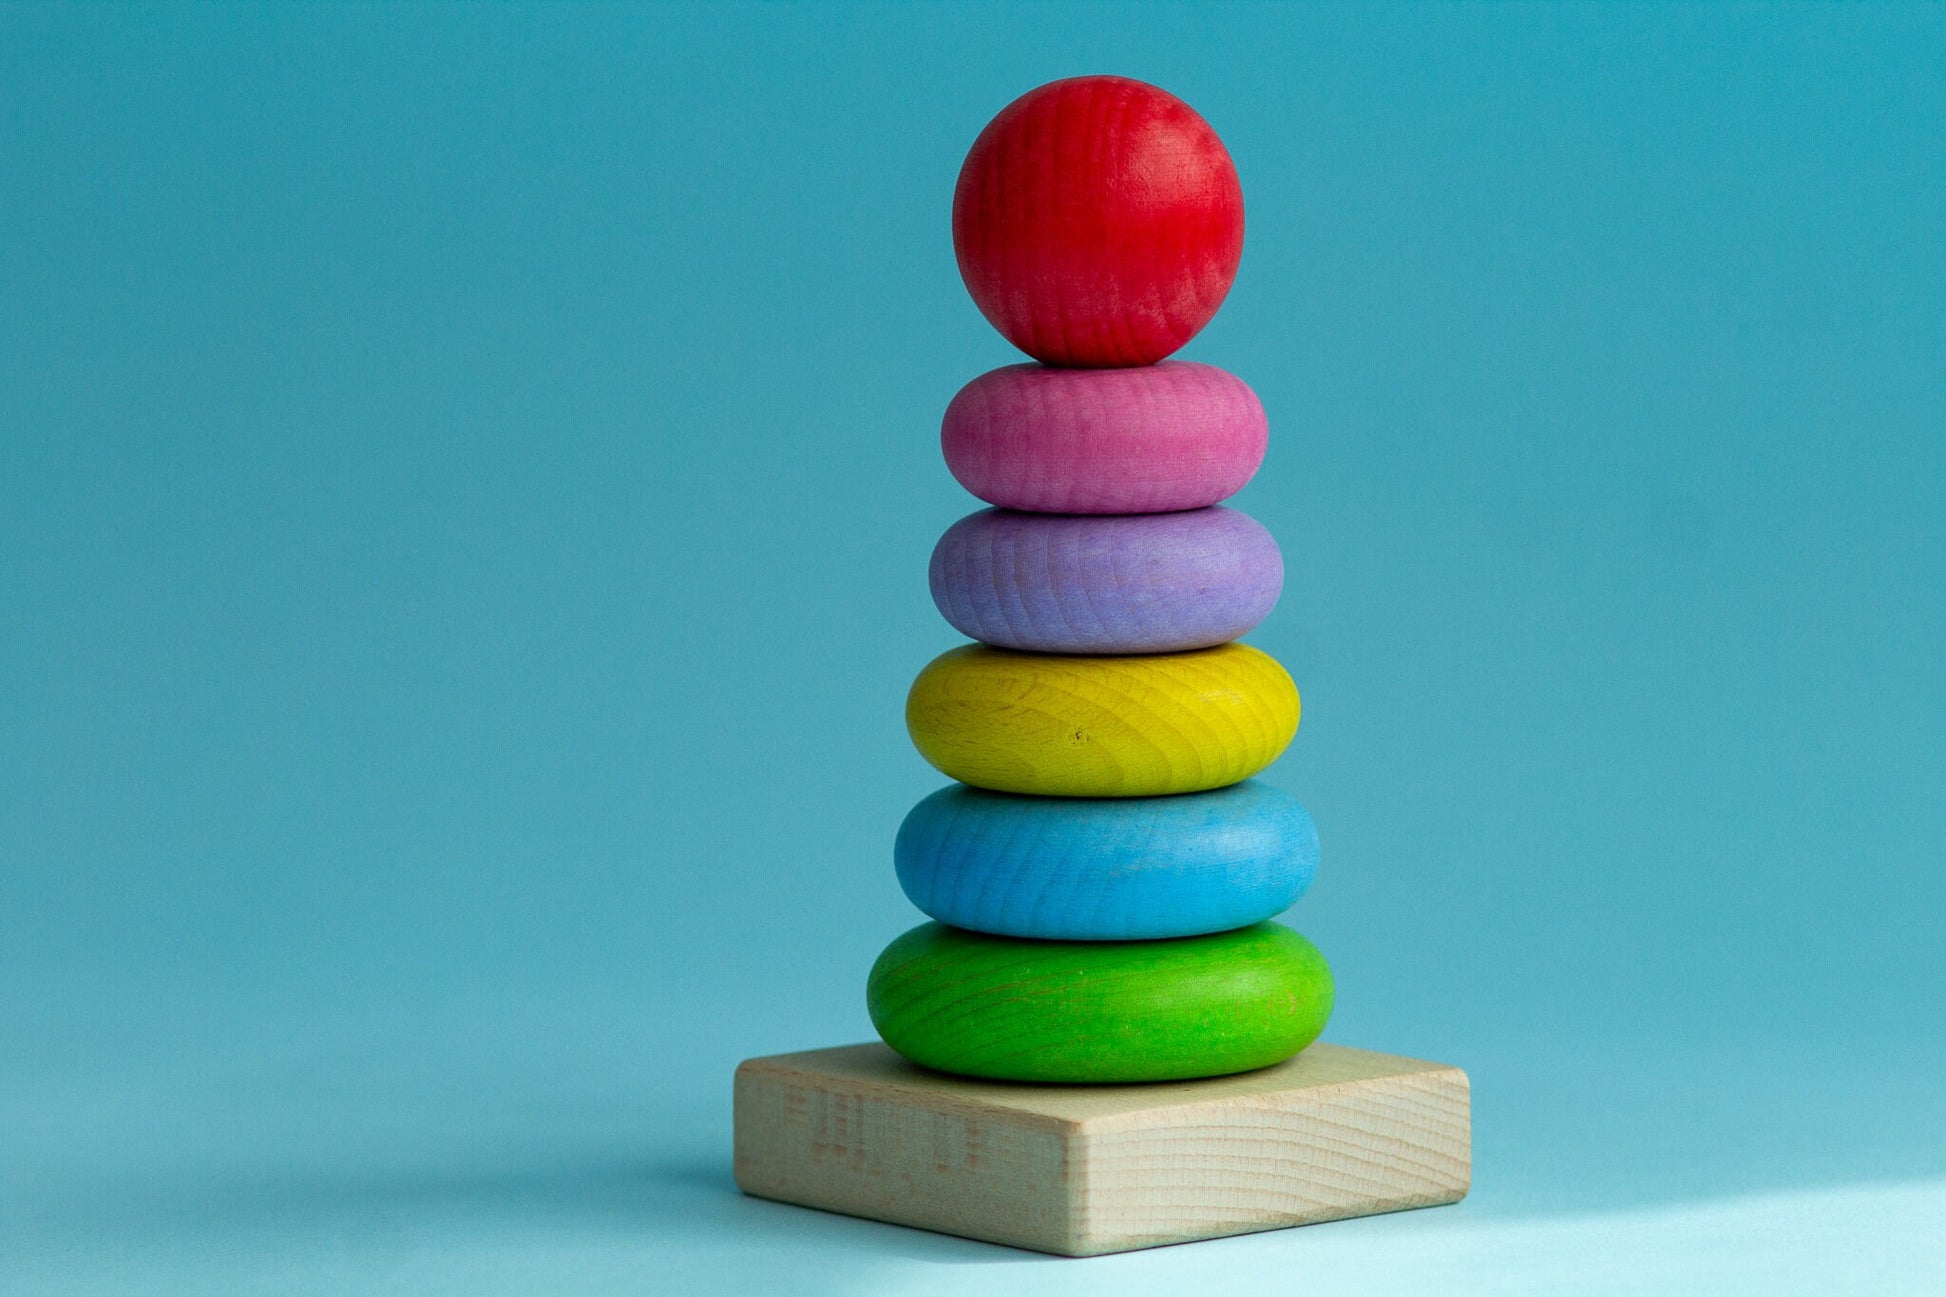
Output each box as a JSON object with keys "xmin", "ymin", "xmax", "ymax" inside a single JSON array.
[
  {"xmin": 895, "ymin": 781, "xmax": 1317, "ymax": 940},
  {"xmin": 929, "ymin": 506, "xmax": 1282, "ymax": 654},
  {"xmin": 734, "ymin": 1041, "xmax": 1471, "ymax": 1256},
  {"xmin": 905, "ymin": 642, "xmax": 1299, "ymax": 796},
  {"xmin": 952, "ymin": 76, "xmax": 1243, "ymax": 367},
  {"xmin": 866, "ymin": 921, "xmax": 1333, "ymax": 1082},
  {"xmin": 941, "ymin": 361, "xmax": 1265, "ymax": 514}
]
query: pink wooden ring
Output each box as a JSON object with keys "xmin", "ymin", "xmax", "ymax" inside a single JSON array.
[{"xmin": 941, "ymin": 362, "xmax": 1267, "ymax": 515}]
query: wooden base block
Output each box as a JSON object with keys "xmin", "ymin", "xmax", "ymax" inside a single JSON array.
[{"xmin": 733, "ymin": 1041, "xmax": 1470, "ymax": 1257}]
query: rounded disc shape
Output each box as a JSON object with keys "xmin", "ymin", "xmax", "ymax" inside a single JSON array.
[
  {"xmin": 867, "ymin": 921, "xmax": 1334, "ymax": 1082},
  {"xmin": 941, "ymin": 362, "xmax": 1267, "ymax": 514},
  {"xmin": 930, "ymin": 506, "xmax": 1282, "ymax": 655},
  {"xmin": 905, "ymin": 642, "xmax": 1299, "ymax": 796},
  {"xmin": 895, "ymin": 781, "xmax": 1318, "ymax": 940},
  {"xmin": 952, "ymin": 76, "xmax": 1244, "ymax": 366}
]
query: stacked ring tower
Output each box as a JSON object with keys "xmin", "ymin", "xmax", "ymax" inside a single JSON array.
[
  {"xmin": 735, "ymin": 76, "xmax": 1470, "ymax": 1257},
  {"xmin": 868, "ymin": 75, "xmax": 1333, "ymax": 1084}
]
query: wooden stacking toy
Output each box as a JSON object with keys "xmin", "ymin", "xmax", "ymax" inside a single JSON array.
[{"xmin": 736, "ymin": 75, "xmax": 1471, "ymax": 1256}]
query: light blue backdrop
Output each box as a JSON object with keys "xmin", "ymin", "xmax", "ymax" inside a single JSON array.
[{"xmin": 3, "ymin": 4, "xmax": 1941, "ymax": 1293}]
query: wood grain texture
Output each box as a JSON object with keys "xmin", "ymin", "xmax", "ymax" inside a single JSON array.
[
  {"xmin": 929, "ymin": 506, "xmax": 1282, "ymax": 655},
  {"xmin": 952, "ymin": 76, "xmax": 1244, "ymax": 366},
  {"xmin": 734, "ymin": 1041, "xmax": 1471, "ymax": 1256},
  {"xmin": 894, "ymin": 781, "xmax": 1318, "ymax": 940},
  {"xmin": 905, "ymin": 642, "xmax": 1299, "ymax": 796},
  {"xmin": 941, "ymin": 361, "xmax": 1267, "ymax": 514},
  {"xmin": 866, "ymin": 922, "xmax": 1332, "ymax": 1082}
]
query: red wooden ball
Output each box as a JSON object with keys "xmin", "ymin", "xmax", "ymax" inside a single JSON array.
[{"xmin": 952, "ymin": 76, "xmax": 1244, "ymax": 368}]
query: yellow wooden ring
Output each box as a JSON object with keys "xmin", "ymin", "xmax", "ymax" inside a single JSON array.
[{"xmin": 905, "ymin": 643, "xmax": 1299, "ymax": 797}]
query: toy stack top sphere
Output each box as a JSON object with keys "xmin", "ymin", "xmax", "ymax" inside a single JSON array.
[{"xmin": 952, "ymin": 75, "xmax": 1245, "ymax": 367}]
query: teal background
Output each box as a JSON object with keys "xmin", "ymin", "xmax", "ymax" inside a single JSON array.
[{"xmin": 3, "ymin": 3, "xmax": 1941, "ymax": 1292}]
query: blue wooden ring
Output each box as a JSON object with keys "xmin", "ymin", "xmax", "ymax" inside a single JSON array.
[{"xmin": 894, "ymin": 781, "xmax": 1319, "ymax": 940}]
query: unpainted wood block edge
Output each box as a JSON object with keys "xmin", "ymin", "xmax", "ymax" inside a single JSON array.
[{"xmin": 733, "ymin": 1042, "xmax": 1472, "ymax": 1257}]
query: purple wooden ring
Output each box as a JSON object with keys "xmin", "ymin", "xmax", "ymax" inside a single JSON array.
[
  {"xmin": 941, "ymin": 362, "xmax": 1268, "ymax": 514},
  {"xmin": 930, "ymin": 506, "xmax": 1283, "ymax": 654}
]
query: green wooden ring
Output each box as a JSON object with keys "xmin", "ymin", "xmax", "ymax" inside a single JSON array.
[{"xmin": 865, "ymin": 921, "xmax": 1334, "ymax": 1083}]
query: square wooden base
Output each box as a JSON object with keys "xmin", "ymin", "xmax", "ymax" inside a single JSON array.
[{"xmin": 733, "ymin": 1041, "xmax": 1470, "ymax": 1257}]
